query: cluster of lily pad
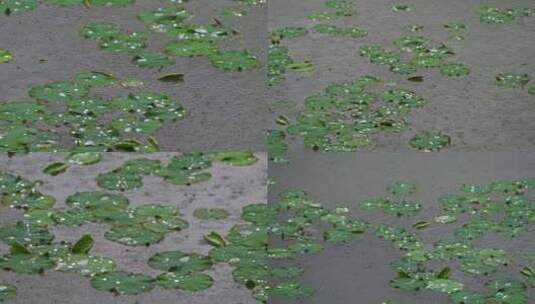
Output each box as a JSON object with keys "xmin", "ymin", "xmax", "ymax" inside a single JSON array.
[
  {"xmin": 444, "ymin": 21, "xmax": 467, "ymax": 41},
  {"xmin": 382, "ymin": 179, "xmax": 535, "ymax": 303},
  {"xmin": 268, "ymin": 27, "xmax": 316, "ymax": 86},
  {"xmin": 359, "ymin": 34, "xmax": 470, "ymax": 77},
  {"xmin": 0, "ymin": 71, "xmax": 188, "ymax": 153},
  {"xmin": 281, "ymin": 75, "xmax": 435, "ymax": 152},
  {"xmin": 265, "ymin": 178, "xmax": 535, "ymax": 303},
  {"xmin": 81, "ymin": 5, "xmax": 259, "ymax": 72},
  {"xmin": 43, "ymin": 152, "xmax": 103, "ymax": 176},
  {"xmin": 478, "ymin": 6, "xmax": 535, "ymax": 24},
  {"xmin": 0, "ymin": 152, "xmax": 264, "ymax": 301},
  {"xmin": 0, "ymin": 0, "xmax": 134, "ymax": 15},
  {"xmin": 94, "ymin": 151, "xmax": 257, "ymax": 191},
  {"xmin": 268, "ymin": 1, "xmax": 369, "ymax": 87},
  {"xmin": 360, "ymin": 181, "xmax": 422, "ymax": 217}
]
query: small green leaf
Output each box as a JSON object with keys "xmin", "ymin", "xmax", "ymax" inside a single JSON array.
[
  {"xmin": 72, "ymin": 234, "xmax": 94, "ymax": 254},
  {"xmin": 157, "ymin": 73, "xmax": 184, "ymax": 83},
  {"xmin": 67, "ymin": 152, "xmax": 102, "ymax": 165},
  {"xmin": 43, "ymin": 162, "xmax": 70, "ymax": 176},
  {"xmin": 91, "ymin": 272, "xmax": 154, "ymax": 295},
  {"xmin": 9, "ymin": 242, "xmax": 30, "ymax": 255},
  {"xmin": 412, "ymin": 221, "xmax": 430, "ymax": 229},
  {"xmin": 204, "ymin": 231, "xmax": 227, "ymax": 247},
  {"xmin": 0, "ymin": 48, "xmax": 12, "ymax": 64},
  {"xmin": 214, "ymin": 151, "xmax": 257, "ymax": 166},
  {"xmin": 0, "ymin": 284, "xmax": 16, "ymax": 302},
  {"xmin": 286, "ymin": 61, "xmax": 314, "ymax": 72}
]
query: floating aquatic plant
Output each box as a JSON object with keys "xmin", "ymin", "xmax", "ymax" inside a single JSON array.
[
  {"xmin": 0, "ymin": 49, "xmax": 12, "ymax": 63},
  {"xmin": 409, "ymin": 131, "xmax": 451, "ymax": 152},
  {"xmin": 0, "ymin": 0, "xmax": 39, "ymax": 14},
  {"xmin": 496, "ymin": 73, "xmax": 530, "ymax": 89},
  {"xmin": 0, "ymin": 284, "xmax": 16, "ymax": 302},
  {"xmin": 286, "ymin": 76, "xmax": 429, "ymax": 152},
  {"xmin": 0, "ymin": 71, "xmax": 190, "ymax": 153},
  {"xmin": 478, "ymin": 6, "xmax": 534, "ymax": 24}
]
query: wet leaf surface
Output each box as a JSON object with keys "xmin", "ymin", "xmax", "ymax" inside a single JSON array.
[
  {"xmin": 0, "ymin": 284, "xmax": 16, "ymax": 302},
  {"xmin": 0, "ymin": 48, "xmax": 12, "ymax": 63},
  {"xmin": 90, "ymin": 271, "xmax": 154, "ymax": 295},
  {"xmin": 409, "ymin": 131, "xmax": 451, "ymax": 152}
]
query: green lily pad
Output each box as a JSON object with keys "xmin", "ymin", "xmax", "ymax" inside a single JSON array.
[
  {"xmin": 100, "ymin": 32, "xmax": 147, "ymax": 54},
  {"xmin": 214, "ymin": 151, "xmax": 258, "ymax": 166},
  {"xmin": 67, "ymin": 152, "xmax": 102, "ymax": 165},
  {"xmin": 44, "ymin": 0, "xmax": 83, "ymax": 6},
  {"xmin": 0, "ymin": 0, "xmax": 39, "ymax": 14},
  {"xmin": 80, "ymin": 22, "xmax": 122, "ymax": 40},
  {"xmin": 496, "ymin": 73, "xmax": 530, "ymax": 89},
  {"xmin": 267, "ymin": 130, "xmax": 288, "ymax": 163},
  {"xmin": 478, "ymin": 7, "xmax": 515, "ymax": 24},
  {"xmin": 0, "ymin": 253, "xmax": 54, "ymax": 274},
  {"xmin": 271, "ymin": 27, "xmax": 307, "ymax": 41},
  {"xmin": 270, "ymin": 282, "xmax": 314, "ymax": 299},
  {"xmin": 209, "ymin": 50, "xmax": 258, "ymax": 71},
  {"xmin": 0, "ymin": 48, "xmax": 12, "ymax": 63},
  {"xmin": 286, "ymin": 61, "xmax": 314, "ymax": 72},
  {"xmin": 392, "ymin": 4, "xmax": 412, "ymax": 12},
  {"xmin": 90, "ymin": 271, "xmax": 154, "ymax": 295},
  {"xmin": 0, "ymin": 126, "xmax": 61, "ymax": 152},
  {"xmin": 0, "ymin": 101, "xmax": 47, "ymax": 124},
  {"xmin": 204, "ymin": 231, "xmax": 226, "ymax": 247},
  {"xmin": 165, "ymin": 40, "xmax": 219, "ymax": 57},
  {"xmin": 105, "ymin": 224, "xmax": 164, "ymax": 246},
  {"xmin": 388, "ymin": 181, "xmax": 417, "ymax": 195},
  {"xmin": 71, "ymin": 234, "xmax": 94, "ymax": 254},
  {"xmin": 426, "ymin": 279, "xmax": 464, "ymax": 294},
  {"xmin": 29, "ymin": 81, "xmax": 89, "ymax": 103},
  {"xmin": 75, "ymin": 71, "xmax": 116, "ymax": 87},
  {"xmin": 96, "ymin": 170, "xmax": 140, "ymax": 191},
  {"xmin": 450, "ymin": 291, "xmax": 487, "ymax": 304},
  {"xmin": 23, "ymin": 210, "xmax": 55, "ymax": 226},
  {"xmin": 157, "ymin": 152, "xmax": 213, "ymax": 185},
  {"xmin": 440, "ymin": 63, "xmax": 470, "ymax": 77},
  {"xmin": 43, "ymin": 162, "xmax": 70, "ymax": 176},
  {"xmin": 66, "ymin": 191, "xmax": 129, "ymax": 210},
  {"xmin": 53, "ymin": 253, "xmax": 116, "ymax": 277},
  {"xmin": 0, "ymin": 284, "xmax": 16, "ymax": 302},
  {"xmin": 409, "ymin": 131, "xmax": 451, "ymax": 151},
  {"xmin": 308, "ymin": 12, "xmax": 339, "ymax": 21},
  {"xmin": 156, "ymin": 272, "xmax": 213, "ymax": 291},
  {"xmin": 148, "ymin": 251, "xmax": 213, "ymax": 274},
  {"xmin": 0, "ymin": 221, "xmax": 54, "ymax": 246}
]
